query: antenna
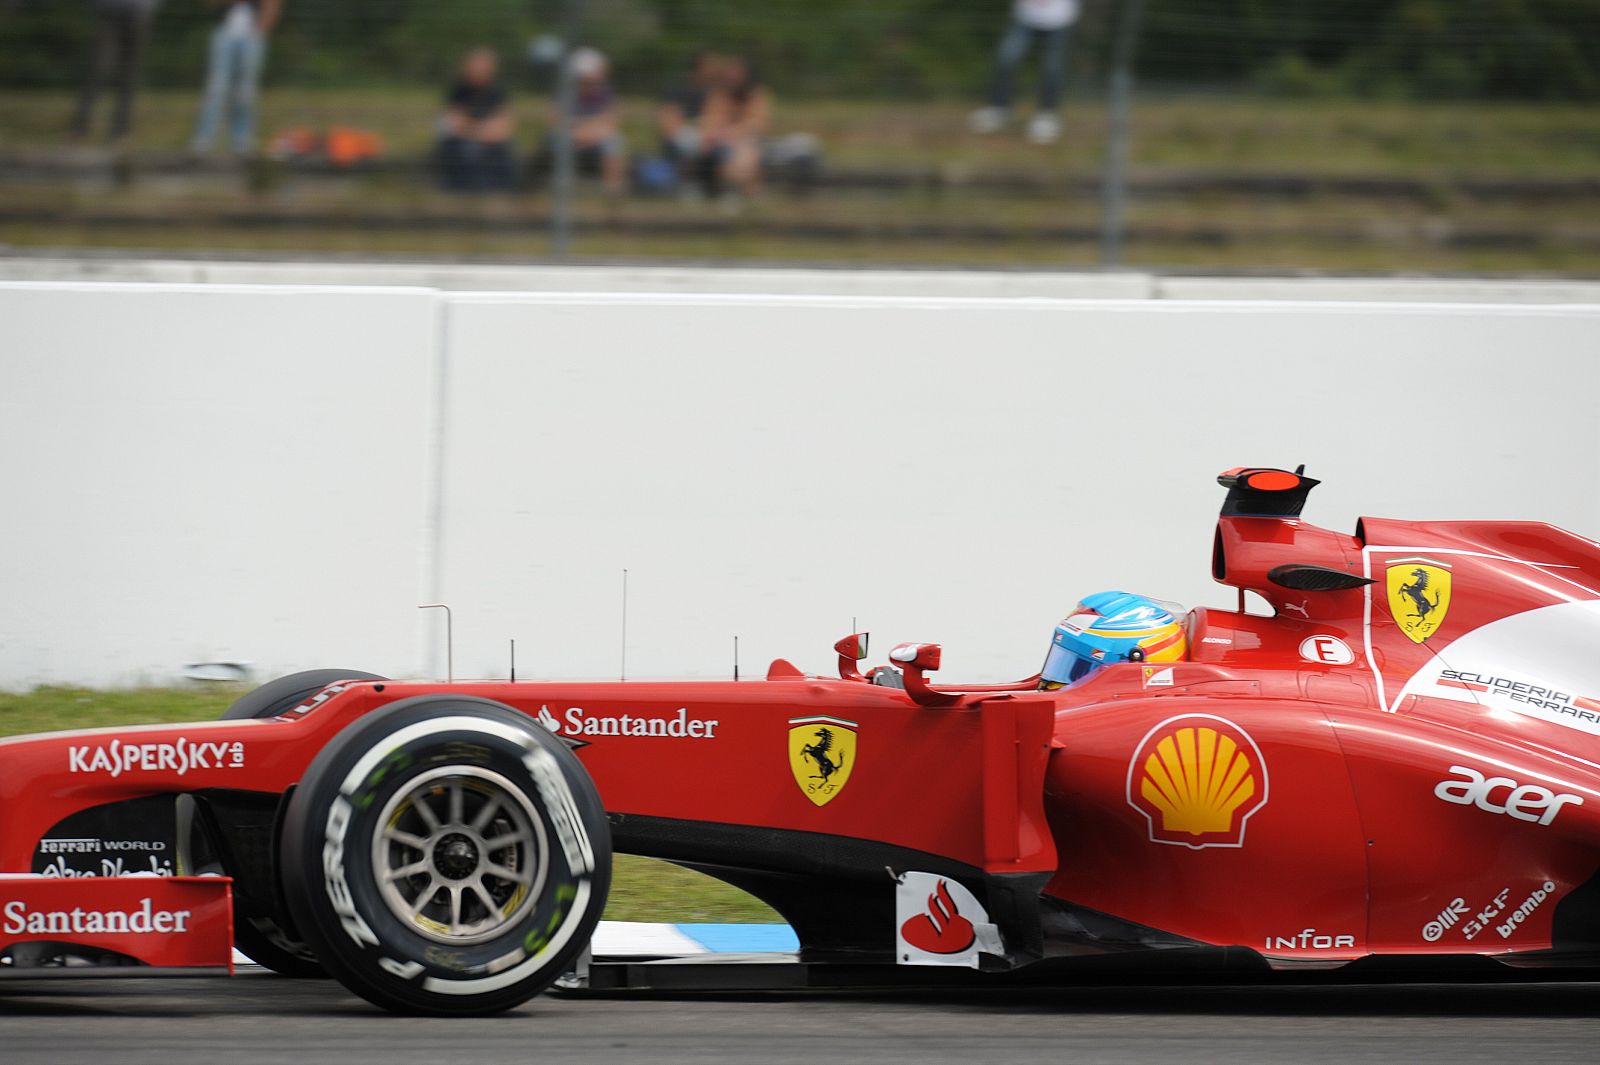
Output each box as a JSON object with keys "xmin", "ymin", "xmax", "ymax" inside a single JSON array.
[
  {"xmin": 418, "ymin": 604, "xmax": 453, "ymax": 683},
  {"xmin": 733, "ymin": 635, "xmax": 740, "ymax": 682},
  {"xmin": 620, "ymin": 568, "xmax": 628, "ymax": 682},
  {"xmin": 510, "ymin": 638, "xmax": 516, "ymax": 683}
]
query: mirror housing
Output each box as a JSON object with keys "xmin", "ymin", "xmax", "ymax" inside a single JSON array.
[
  {"xmin": 834, "ymin": 632, "xmax": 870, "ymax": 681},
  {"xmin": 890, "ymin": 642, "xmax": 942, "ymax": 671},
  {"xmin": 834, "ymin": 633, "xmax": 869, "ymax": 661},
  {"xmin": 889, "ymin": 643, "xmax": 959, "ymax": 706}
]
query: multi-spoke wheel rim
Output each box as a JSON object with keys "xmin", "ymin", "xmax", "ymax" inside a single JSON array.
[{"xmin": 372, "ymin": 766, "xmax": 548, "ymax": 945}]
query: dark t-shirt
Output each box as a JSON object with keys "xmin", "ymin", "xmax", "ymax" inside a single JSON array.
[
  {"xmin": 571, "ymin": 83, "xmax": 616, "ymax": 121},
  {"xmin": 446, "ymin": 80, "xmax": 508, "ymax": 122},
  {"xmin": 662, "ymin": 82, "xmax": 707, "ymax": 122}
]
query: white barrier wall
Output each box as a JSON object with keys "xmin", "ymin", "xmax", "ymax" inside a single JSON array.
[
  {"xmin": 0, "ymin": 283, "xmax": 441, "ymax": 688},
  {"xmin": 2, "ymin": 281, "xmax": 1597, "ymax": 689},
  {"xmin": 436, "ymin": 295, "xmax": 1600, "ymax": 683}
]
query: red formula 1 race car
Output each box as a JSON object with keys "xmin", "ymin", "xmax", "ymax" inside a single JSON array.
[{"xmin": 3, "ymin": 467, "xmax": 1599, "ymax": 1014}]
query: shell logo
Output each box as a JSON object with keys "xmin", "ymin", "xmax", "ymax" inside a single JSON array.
[{"xmin": 1126, "ymin": 714, "xmax": 1269, "ymax": 849}]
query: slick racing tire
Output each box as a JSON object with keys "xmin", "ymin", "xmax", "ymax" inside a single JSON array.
[
  {"xmin": 279, "ymin": 696, "xmax": 611, "ymax": 1015},
  {"xmin": 222, "ymin": 668, "xmax": 387, "ymax": 720},
  {"xmin": 221, "ymin": 668, "xmax": 385, "ymax": 978}
]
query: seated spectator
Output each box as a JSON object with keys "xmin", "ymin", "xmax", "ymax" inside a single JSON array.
[
  {"xmin": 698, "ymin": 56, "xmax": 769, "ymax": 203},
  {"xmin": 657, "ymin": 51, "xmax": 718, "ymax": 173},
  {"xmin": 559, "ymin": 47, "xmax": 627, "ymax": 196},
  {"xmin": 437, "ymin": 47, "xmax": 516, "ymax": 193}
]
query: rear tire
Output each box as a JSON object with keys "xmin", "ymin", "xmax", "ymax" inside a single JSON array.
[
  {"xmin": 220, "ymin": 668, "xmax": 386, "ymax": 977},
  {"xmin": 279, "ymin": 696, "xmax": 611, "ymax": 1015}
]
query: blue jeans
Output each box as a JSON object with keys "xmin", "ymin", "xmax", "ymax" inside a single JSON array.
[
  {"xmin": 988, "ymin": 21, "xmax": 1070, "ymax": 112},
  {"xmin": 192, "ymin": 23, "xmax": 266, "ymax": 153}
]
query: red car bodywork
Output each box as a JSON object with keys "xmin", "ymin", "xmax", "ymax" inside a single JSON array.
[{"xmin": 3, "ymin": 468, "xmax": 1599, "ymax": 977}]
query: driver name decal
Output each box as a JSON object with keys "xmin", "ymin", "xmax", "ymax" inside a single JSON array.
[
  {"xmin": 1127, "ymin": 714, "xmax": 1269, "ymax": 849},
  {"xmin": 67, "ymin": 738, "xmax": 245, "ymax": 778}
]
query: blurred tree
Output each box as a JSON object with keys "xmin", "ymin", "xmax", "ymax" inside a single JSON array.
[{"xmin": 0, "ymin": 0, "xmax": 1594, "ymax": 98}]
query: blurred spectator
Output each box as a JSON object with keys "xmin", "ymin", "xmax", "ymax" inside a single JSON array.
[
  {"xmin": 437, "ymin": 47, "xmax": 517, "ymax": 193},
  {"xmin": 558, "ymin": 47, "xmax": 626, "ymax": 197},
  {"xmin": 699, "ymin": 56, "xmax": 769, "ymax": 203},
  {"xmin": 70, "ymin": 0, "xmax": 163, "ymax": 144},
  {"xmin": 191, "ymin": 0, "xmax": 282, "ymax": 156},
  {"xmin": 970, "ymin": 0, "xmax": 1079, "ymax": 144},
  {"xmin": 658, "ymin": 51, "xmax": 718, "ymax": 173}
]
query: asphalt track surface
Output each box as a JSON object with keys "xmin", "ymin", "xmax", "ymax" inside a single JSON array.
[{"xmin": 3, "ymin": 972, "xmax": 1599, "ymax": 1065}]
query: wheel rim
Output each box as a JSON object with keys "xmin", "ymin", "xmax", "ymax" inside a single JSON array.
[{"xmin": 371, "ymin": 766, "xmax": 549, "ymax": 945}]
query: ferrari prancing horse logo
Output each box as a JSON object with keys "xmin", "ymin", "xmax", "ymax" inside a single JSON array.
[
  {"xmin": 1386, "ymin": 557, "xmax": 1452, "ymax": 644},
  {"xmin": 788, "ymin": 715, "xmax": 857, "ymax": 806}
]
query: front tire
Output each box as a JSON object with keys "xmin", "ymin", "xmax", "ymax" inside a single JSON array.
[
  {"xmin": 222, "ymin": 668, "xmax": 387, "ymax": 720},
  {"xmin": 220, "ymin": 668, "xmax": 385, "ymax": 977},
  {"xmin": 279, "ymin": 696, "xmax": 611, "ymax": 1015}
]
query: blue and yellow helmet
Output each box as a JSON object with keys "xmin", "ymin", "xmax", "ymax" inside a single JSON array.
[{"xmin": 1039, "ymin": 591, "xmax": 1188, "ymax": 690}]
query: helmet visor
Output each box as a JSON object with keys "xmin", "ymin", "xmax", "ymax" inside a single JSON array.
[{"xmin": 1041, "ymin": 640, "xmax": 1100, "ymax": 688}]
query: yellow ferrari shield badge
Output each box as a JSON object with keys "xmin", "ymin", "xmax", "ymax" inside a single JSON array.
[
  {"xmin": 788, "ymin": 715, "xmax": 857, "ymax": 806},
  {"xmin": 1386, "ymin": 557, "xmax": 1452, "ymax": 643}
]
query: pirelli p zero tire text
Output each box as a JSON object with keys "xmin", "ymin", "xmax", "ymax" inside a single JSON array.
[
  {"xmin": 220, "ymin": 668, "xmax": 385, "ymax": 978},
  {"xmin": 279, "ymin": 696, "xmax": 611, "ymax": 1015}
]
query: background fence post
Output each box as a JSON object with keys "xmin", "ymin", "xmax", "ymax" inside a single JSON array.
[
  {"xmin": 1100, "ymin": 0, "xmax": 1146, "ymax": 268},
  {"xmin": 550, "ymin": 0, "xmax": 584, "ymax": 258}
]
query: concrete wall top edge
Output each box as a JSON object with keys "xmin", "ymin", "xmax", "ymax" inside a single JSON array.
[
  {"xmin": 2, "ymin": 257, "xmax": 1598, "ymax": 304},
  {"xmin": 3, "ymin": 278, "xmax": 1597, "ymax": 317},
  {"xmin": 0, "ymin": 279, "xmax": 442, "ymax": 298},
  {"xmin": 441, "ymin": 289, "xmax": 1600, "ymax": 316}
]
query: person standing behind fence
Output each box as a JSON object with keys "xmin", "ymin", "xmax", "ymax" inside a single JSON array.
[
  {"xmin": 190, "ymin": 0, "xmax": 282, "ymax": 157},
  {"xmin": 70, "ymin": 0, "xmax": 163, "ymax": 144},
  {"xmin": 970, "ymin": 0, "xmax": 1078, "ymax": 144}
]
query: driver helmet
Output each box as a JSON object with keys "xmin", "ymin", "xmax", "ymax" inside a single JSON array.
[{"xmin": 1039, "ymin": 591, "xmax": 1187, "ymax": 690}]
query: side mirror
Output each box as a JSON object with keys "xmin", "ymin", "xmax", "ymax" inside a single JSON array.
[
  {"xmin": 889, "ymin": 642, "xmax": 941, "ymax": 672},
  {"xmin": 889, "ymin": 642, "xmax": 958, "ymax": 707},
  {"xmin": 835, "ymin": 632, "xmax": 869, "ymax": 681}
]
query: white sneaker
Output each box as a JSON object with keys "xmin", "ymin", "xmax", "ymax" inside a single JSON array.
[
  {"xmin": 968, "ymin": 107, "xmax": 1006, "ymax": 135},
  {"xmin": 1026, "ymin": 112, "xmax": 1061, "ymax": 144}
]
